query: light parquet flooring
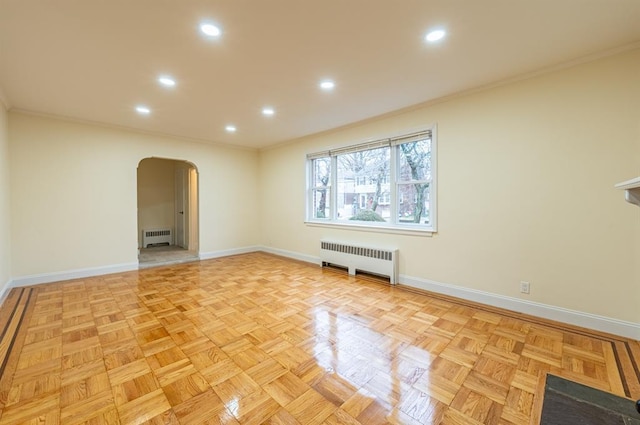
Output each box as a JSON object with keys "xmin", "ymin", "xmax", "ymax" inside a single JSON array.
[{"xmin": 0, "ymin": 252, "xmax": 637, "ymax": 424}]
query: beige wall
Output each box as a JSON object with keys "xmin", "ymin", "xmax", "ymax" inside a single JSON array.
[
  {"xmin": 9, "ymin": 113, "xmax": 259, "ymax": 276},
  {"xmin": 259, "ymin": 49, "xmax": 640, "ymax": 323},
  {"xmin": 137, "ymin": 158, "xmax": 176, "ymax": 248},
  {"xmin": 0, "ymin": 103, "xmax": 10, "ymax": 290}
]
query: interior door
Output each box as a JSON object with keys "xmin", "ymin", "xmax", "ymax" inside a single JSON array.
[{"xmin": 175, "ymin": 167, "xmax": 187, "ymax": 248}]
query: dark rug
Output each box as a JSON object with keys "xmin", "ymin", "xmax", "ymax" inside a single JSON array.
[{"xmin": 540, "ymin": 374, "xmax": 640, "ymax": 425}]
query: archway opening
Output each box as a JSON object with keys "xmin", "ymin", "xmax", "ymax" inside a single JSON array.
[{"xmin": 137, "ymin": 157, "xmax": 199, "ymax": 267}]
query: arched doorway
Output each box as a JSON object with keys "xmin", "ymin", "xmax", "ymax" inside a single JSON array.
[{"xmin": 137, "ymin": 158, "xmax": 199, "ymax": 267}]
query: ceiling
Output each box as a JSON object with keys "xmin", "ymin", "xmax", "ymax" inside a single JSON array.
[{"xmin": 1, "ymin": 1, "xmax": 640, "ymax": 149}]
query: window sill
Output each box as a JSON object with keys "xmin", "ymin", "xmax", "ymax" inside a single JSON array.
[
  {"xmin": 615, "ymin": 176, "xmax": 640, "ymax": 207},
  {"xmin": 304, "ymin": 220, "xmax": 435, "ymax": 237}
]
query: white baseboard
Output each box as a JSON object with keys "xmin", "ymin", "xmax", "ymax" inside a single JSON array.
[
  {"xmin": 0, "ymin": 279, "xmax": 13, "ymax": 306},
  {"xmin": 9, "ymin": 247, "xmax": 268, "ymax": 288},
  {"xmin": 258, "ymin": 246, "xmax": 322, "ymax": 266},
  {"xmin": 400, "ymin": 274, "xmax": 640, "ymax": 340},
  {"xmin": 199, "ymin": 246, "xmax": 262, "ymax": 261},
  {"xmin": 11, "ymin": 262, "xmax": 139, "ymax": 287}
]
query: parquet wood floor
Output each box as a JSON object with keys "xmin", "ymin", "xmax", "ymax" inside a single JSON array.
[{"xmin": 0, "ymin": 252, "xmax": 637, "ymax": 424}]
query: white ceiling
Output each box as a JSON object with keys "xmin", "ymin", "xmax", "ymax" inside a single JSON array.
[{"xmin": 1, "ymin": 1, "xmax": 640, "ymax": 149}]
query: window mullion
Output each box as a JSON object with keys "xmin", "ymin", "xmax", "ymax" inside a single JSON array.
[
  {"xmin": 330, "ymin": 156, "xmax": 338, "ymax": 220},
  {"xmin": 390, "ymin": 145, "xmax": 398, "ymax": 224},
  {"xmin": 308, "ymin": 160, "xmax": 314, "ymax": 220}
]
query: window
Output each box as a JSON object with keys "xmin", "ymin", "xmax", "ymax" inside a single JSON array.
[
  {"xmin": 378, "ymin": 193, "xmax": 390, "ymax": 205},
  {"xmin": 306, "ymin": 128, "xmax": 436, "ymax": 233}
]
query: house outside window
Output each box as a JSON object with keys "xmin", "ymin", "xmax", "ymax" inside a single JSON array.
[{"xmin": 306, "ymin": 128, "xmax": 436, "ymax": 234}]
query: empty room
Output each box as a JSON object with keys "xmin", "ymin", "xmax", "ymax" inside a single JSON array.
[{"xmin": 0, "ymin": 1, "xmax": 639, "ymax": 424}]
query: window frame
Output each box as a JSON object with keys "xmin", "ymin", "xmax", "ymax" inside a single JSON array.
[{"xmin": 305, "ymin": 126, "xmax": 437, "ymax": 235}]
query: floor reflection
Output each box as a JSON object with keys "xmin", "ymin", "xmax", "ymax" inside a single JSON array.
[{"xmin": 312, "ymin": 307, "xmax": 446, "ymax": 423}]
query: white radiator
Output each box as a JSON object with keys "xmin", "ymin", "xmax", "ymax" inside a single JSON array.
[
  {"xmin": 142, "ymin": 228, "xmax": 173, "ymax": 248},
  {"xmin": 320, "ymin": 240, "xmax": 398, "ymax": 284}
]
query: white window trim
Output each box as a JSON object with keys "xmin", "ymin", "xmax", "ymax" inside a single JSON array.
[
  {"xmin": 304, "ymin": 220, "xmax": 435, "ymax": 237},
  {"xmin": 305, "ymin": 126, "xmax": 437, "ymax": 236}
]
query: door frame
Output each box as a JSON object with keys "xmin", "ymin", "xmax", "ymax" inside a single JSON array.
[{"xmin": 175, "ymin": 166, "xmax": 187, "ymax": 248}]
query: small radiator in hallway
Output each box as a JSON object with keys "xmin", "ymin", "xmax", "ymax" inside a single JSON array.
[
  {"xmin": 320, "ymin": 240, "xmax": 398, "ymax": 284},
  {"xmin": 143, "ymin": 228, "xmax": 173, "ymax": 247}
]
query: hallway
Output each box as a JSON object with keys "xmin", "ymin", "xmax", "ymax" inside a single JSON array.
[{"xmin": 138, "ymin": 245, "xmax": 199, "ymax": 268}]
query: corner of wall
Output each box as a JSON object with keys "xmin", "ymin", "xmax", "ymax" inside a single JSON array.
[
  {"xmin": 0, "ymin": 279, "xmax": 13, "ymax": 308},
  {"xmin": 256, "ymin": 149, "xmax": 268, "ymax": 248},
  {"xmin": 0, "ymin": 96, "xmax": 12, "ymax": 297},
  {"xmin": 0, "ymin": 86, "xmax": 10, "ymax": 111}
]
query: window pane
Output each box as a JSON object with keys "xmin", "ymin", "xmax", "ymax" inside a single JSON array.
[
  {"xmin": 397, "ymin": 183, "xmax": 430, "ymax": 224},
  {"xmin": 312, "ymin": 158, "xmax": 331, "ymax": 187},
  {"xmin": 398, "ymin": 138, "xmax": 431, "ymax": 182},
  {"xmin": 336, "ymin": 147, "xmax": 390, "ymax": 222},
  {"xmin": 312, "ymin": 188, "xmax": 330, "ymax": 219}
]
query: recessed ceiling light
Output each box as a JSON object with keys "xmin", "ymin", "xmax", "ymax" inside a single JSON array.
[
  {"xmin": 225, "ymin": 125, "xmax": 236, "ymax": 133},
  {"xmin": 200, "ymin": 23, "xmax": 221, "ymax": 37},
  {"xmin": 425, "ymin": 29, "xmax": 446, "ymax": 43},
  {"xmin": 319, "ymin": 80, "xmax": 335, "ymax": 91},
  {"xmin": 157, "ymin": 76, "xmax": 176, "ymax": 87},
  {"xmin": 136, "ymin": 105, "xmax": 151, "ymax": 115},
  {"xmin": 262, "ymin": 107, "xmax": 275, "ymax": 116}
]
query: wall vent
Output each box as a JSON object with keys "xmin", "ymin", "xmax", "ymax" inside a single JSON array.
[
  {"xmin": 320, "ymin": 240, "xmax": 398, "ymax": 284},
  {"xmin": 142, "ymin": 228, "xmax": 173, "ymax": 248}
]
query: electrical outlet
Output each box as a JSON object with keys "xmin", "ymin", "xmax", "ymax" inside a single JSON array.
[{"xmin": 520, "ymin": 281, "xmax": 530, "ymax": 294}]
